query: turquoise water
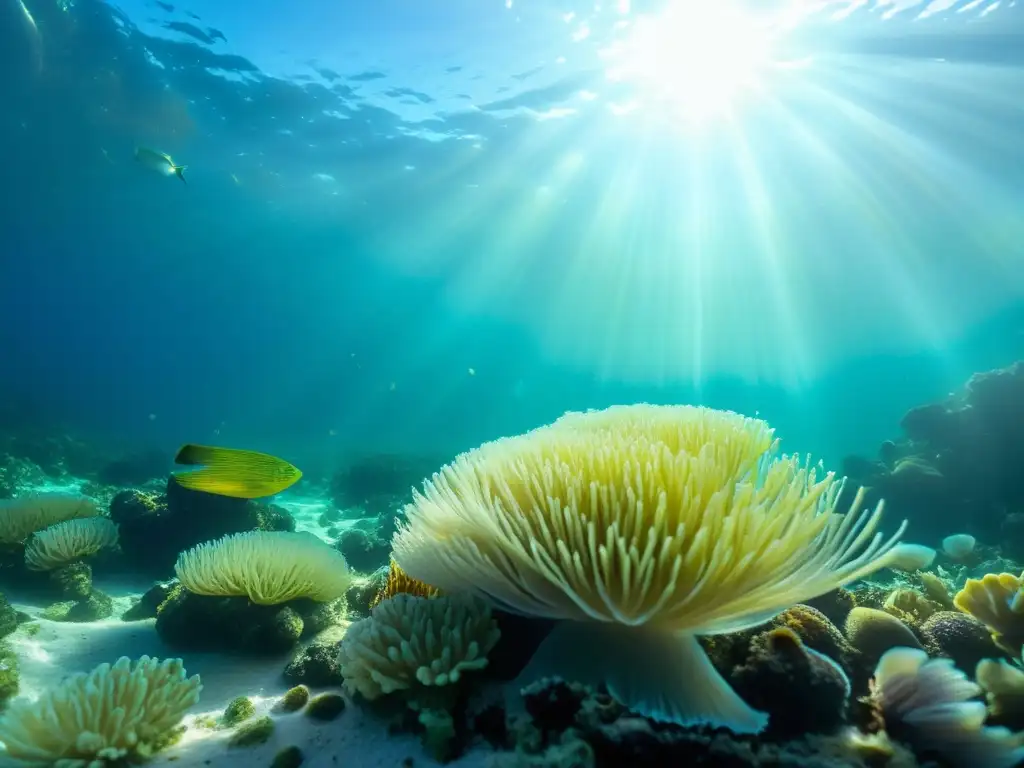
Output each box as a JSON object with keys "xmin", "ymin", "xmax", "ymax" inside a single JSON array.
[{"xmin": 1, "ymin": 0, "xmax": 1023, "ymax": 477}]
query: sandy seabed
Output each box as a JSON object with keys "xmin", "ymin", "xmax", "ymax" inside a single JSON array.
[{"xmin": 4, "ymin": 582, "xmax": 493, "ymax": 768}]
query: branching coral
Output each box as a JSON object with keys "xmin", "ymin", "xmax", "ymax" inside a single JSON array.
[
  {"xmin": 392, "ymin": 404, "xmax": 913, "ymax": 733},
  {"xmin": 954, "ymin": 573, "xmax": 1024, "ymax": 655},
  {"xmin": 0, "ymin": 494, "xmax": 99, "ymax": 545},
  {"xmin": 175, "ymin": 530, "xmax": 351, "ymax": 605},
  {"xmin": 869, "ymin": 647, "xmax": 1024, "ymax": 768},
  {"xmin": 24, "ymin": 517, "xmax": 119, "ymax": 571},
  {"xmin": 370, "ymin": 558, "xmax": 440, "ymax": 610},
  {"xmin": 338, "ymin": 592, "xmax": 499, "ymax": 700},
  {"xmin": 0, "ymin": 656, "xmax": 201, "ymax": 765}
]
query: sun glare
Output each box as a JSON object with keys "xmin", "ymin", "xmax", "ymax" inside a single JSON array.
[{"xmin": 605, "ymin": 1, "xmax": 776, "ymax": 124}]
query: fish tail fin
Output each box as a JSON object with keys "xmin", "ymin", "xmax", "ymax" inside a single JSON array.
[
  {"xmin": 174, "ymin": 443, "xmax": 219, "ymax": 467},
  {"xmin": 173, "ymin": 164, "xmax": 187, "ymax": 183}
]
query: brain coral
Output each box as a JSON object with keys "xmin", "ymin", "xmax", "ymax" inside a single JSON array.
[
  {"xmin": 24, "ymin": 517, "xmax": 119, "ymax": 571},
  {"xmin": 392, "ymin": 404, "xmax": 913, "ymax": 733},
  {"xmin": 0, "ymin": 655, "xmax": 201, "ymax": 765},
  {"xmin": 175, "ymin": 530, "xmax": 351, "ymax": 605}
]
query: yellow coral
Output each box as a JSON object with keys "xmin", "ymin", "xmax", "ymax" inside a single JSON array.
[
  {"xmin": 24, "ymin": 517, "xmax": 119, "ymax": 571},
  {"xmin": 883, "ymin": 588, "xmax": 941, "ymax": 626},
  {"xmin": 0, "ymin": 656, "xmax": 201, "ymax": 764},
  {"xmin": 175, "ymin": 531, "xmax": 352, "ymax": 605},
  {"xmin": 393, "ymin": 404, "xmax": 912, "ymax": 733},
  {"xmin": 0, "ymin": 494, "xmax": 99, "ymax": 545},
  {"xmin": 370, "ymin": 558, "xmax": 440, "ymax": 610},
  {"xmin": 954, "ymin": 573, "xmax": 1024, "ymax": 656},
  {"xmin": 920, "ymin": 571, "xmax": 955, "ymax": 610},
  {"xmin": 338, "ymin": 593, "xmax": 499, "ymax": 700},
  {"xmin": 976, "ymin": 657, "xmax": 1024, "ymax": 725}
]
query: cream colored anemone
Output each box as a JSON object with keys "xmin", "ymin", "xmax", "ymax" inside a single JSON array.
[
  {"xmin": 392, "ymin": 404, "xmax": 913, "ymax": 733},
  {"xmin": 338, "ymin": 593, "xmax": 500, "ymax": 700},
  {"xmin": 0, "ymin": 494, "xmax": 99, "ymax": 545},
  {"xmin": 24, "ymin": 517, "xmax": 119, "ymax": 571},
  {"xmin": 175, "ymin": 530, "xmax": 352, "ymax": 605},
  {"xmin": 0, "ymin": 656, "xmax": 201, "ymax": 765},
  {"xmin": 872, "ymin": 647, "xmax": 1024, "ymax": 768}
]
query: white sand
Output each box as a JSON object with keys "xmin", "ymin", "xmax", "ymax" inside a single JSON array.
[
  {"xmin": 4, "ymin": 583, "xmax": 493, "ymax": 767},
  {"xmin": 276, "ymin": 495, "xmax": 377, "ymax": 547}
]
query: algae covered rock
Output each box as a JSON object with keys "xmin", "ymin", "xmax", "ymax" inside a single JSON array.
[
  {"xmin": 0, "ymin": 593, "xmax": 20, "ymax": 640},
  {"xmin": 49, "ymin": 562, "xmax": 92, "ymax": 601},
  {"xmin": 335, "ymin": 527, "xmax": 390, "ymax": 573},
  {"xmin": 155, "ymin": 586, "xmax": 338, "ymax": 654},
  {"xmin": 273, "ymin": 685, "xmax": 310, "ymax": 713},
  {"xmin": 730, "ymin": 628, "xmax": 850, "ymax": 739},
  {"xmin": 227, "ymin": 715, "xmax": 274, "ymax": 748},
  {"xmin": 0, "ymin": 642, "xmax": 19, "ymax": 708},
  {"xmin": 271, "ymin": 746, "xmax": 304, "ymax": 768},
  {"xmin": 110, "ymin": 481, "xmax": 296, "ymax": 576},
  {"xmin": 122, "ymin": 581, "xmax": 175, "ymax": 622},
  {"xmin": 304, "ymin": 692, "xmax": 345, "ymax": 721},
  {"xmin": 40, "ymin": 589, "xmax": 114, "ymax": 623},
  {"xmin": 283, "ymin": 640, "xmax": 343, "ymax": 686},
  {"xmin": 222, "ymin": 696, "xmax": 256, "ymax": 727}
]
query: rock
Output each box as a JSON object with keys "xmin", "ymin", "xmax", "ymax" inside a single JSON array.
[
  {"xmin": 283, "ymin": 641, "xmax": 343, "ymax": 687},
  {"xmin": 155, "ymin": 587, "xmax": 337, "ymax": 655},
  {"xmin": 122, "ymin": 581, "xmax": 175, "ymax": 622}
]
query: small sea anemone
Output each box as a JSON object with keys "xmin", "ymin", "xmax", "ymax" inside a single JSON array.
[
  {"xmin": 338, "ymin": 592, "xmax": 500, "ymax": 701},
  {"xmin": 175, "ymin": 531, "xmax": 351, "ymax": 605},
  {"xmin": 882, "ymin": 588, "xmax": 941, "ymax": 626},
  {"xmin": 370, "ymin": 557, "xmax": 440, "ymax": 610},
  {"xmin": 0, "ymin": 495, "xmax": 99, "ymax": 545},
  {"xmin": 869, "ymin": 647, "xmax": 1024, "ymax": 768},
  {"xmin": 920, "ymin": 571, "xmax": 955, "ymax": 610},
  {"xmin": 942, "ymin": 534, "xmax": 977, "ymax": 562},
  {"xmin": 24, "ymin": 517, "xmax": 119, "ymax": 571},
  {"xmin": 0, "ymin": 656, "xmax": 201, "ymax": 764},
  {"xmin": 393, "ymin": 404, "xmax": 913, "ymax": 733},
  {"xmin": 953, "ymin": 572, "xmax": 1024, "ymax": 655}
]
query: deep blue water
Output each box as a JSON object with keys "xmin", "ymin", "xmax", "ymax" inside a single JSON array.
[{"xmin": 1, "ymin": 0, "xmax": 1023, "ymax": 480}]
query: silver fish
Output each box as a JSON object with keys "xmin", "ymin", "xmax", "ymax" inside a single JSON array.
[{"xmin": 134, "ymin": 147, "xmax": 187, "ymax": 184}]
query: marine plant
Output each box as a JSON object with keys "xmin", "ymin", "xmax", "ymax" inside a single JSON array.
[
  {"xmin": 0, "ymin": 656, "xmax": 201, "ymax": 764},
  {"xmin": 392, "ymin": 403, "xmax": 915, "ymax": 733},
  {"xmin": 174, "ymin": 530, "xmax": 351, "ymax": 605},
  {"xmin": 954, "ymin": 572, "xmax": 1024, "ymax": 656},
  {"xmin": 23, "ymin": 517, "xmax": 119, "ymax": 571},
  {"xmin": 0, "ymin": 494, "xmax": 99, "ymax": 545},
  {"xmin": 370, "ymin": 557, "xmax": 440, "ymax": 610}
]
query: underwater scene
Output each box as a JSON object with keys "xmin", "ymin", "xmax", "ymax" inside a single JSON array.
[{"xmin": 3, "ymin": 0, "xmax": 1024, "ymax": 766}]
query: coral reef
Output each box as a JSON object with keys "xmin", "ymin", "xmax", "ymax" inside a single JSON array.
[
  {"xmin": 0, "ymin": 656, "xmax": 201, "ymax": 764},
  {"xmin": 283, "ymin": 639, "xmax": 345, "ymax": 686},
  {"xmin": 329, "ymin": 453, "xmax": 445, "ymax": 519},
  {"xmin": 730, "ymin": 628, "xmax": 851, "ymax": 739},
  {"xmin": 839, "ymin": 360, "xmax": 1024, "ymax": 544},
  {"xmin": 393, "ymin": 404, "xmax": 913, "ymax": 735},
  {"xmin": 109, "ymin": 479, "xmax": 295, "ymax": 576},
  {"xmin": 335, "ymin": 527, "xmax": 391, "ymax": 573},
  {"xmin": 155, "ymin": 583, "xmax": 345, "ymax": 654}
]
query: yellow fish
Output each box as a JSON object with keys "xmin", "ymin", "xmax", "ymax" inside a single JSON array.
[{"xmin": 172, "ymin": 444, "xmax": 301, "ymax": 499}]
